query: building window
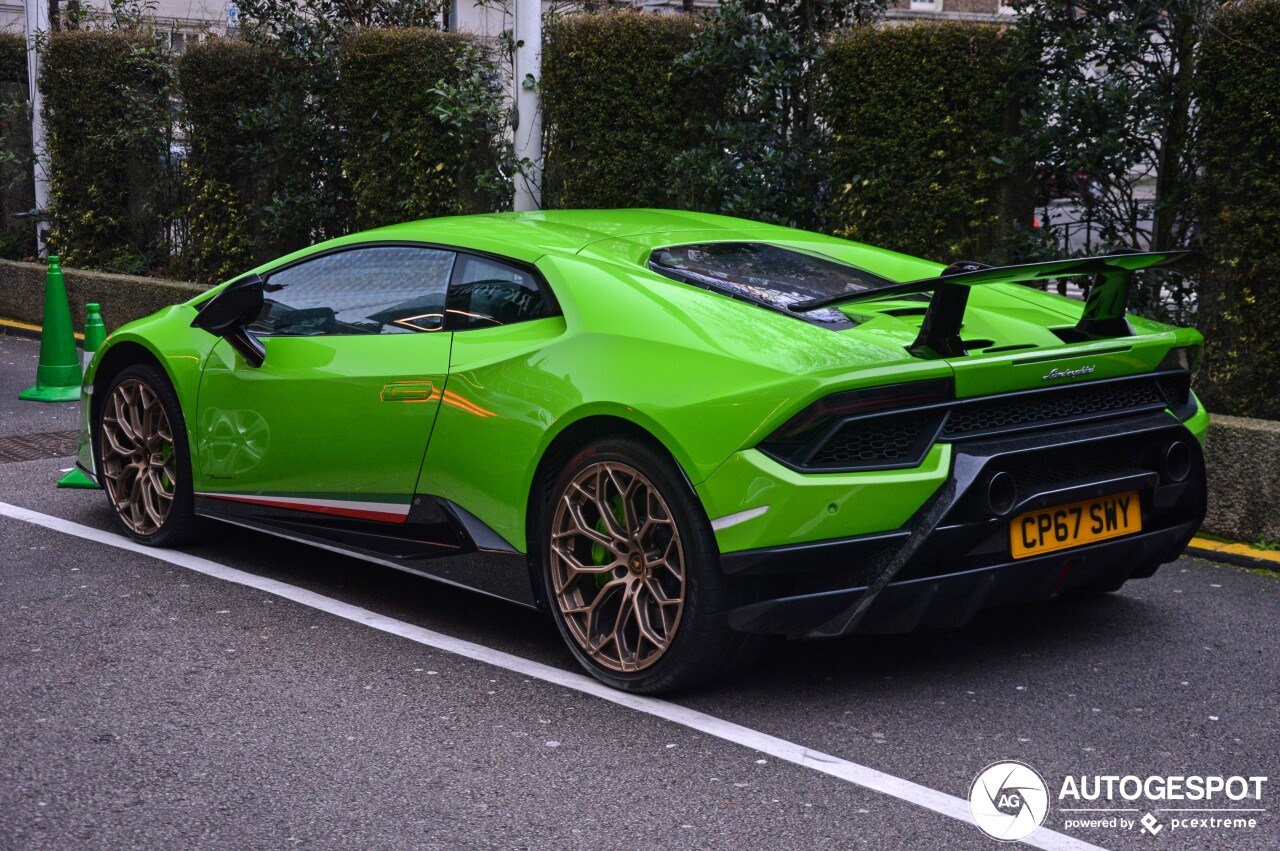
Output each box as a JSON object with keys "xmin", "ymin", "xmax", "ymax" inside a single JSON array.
[
  {"xmin": 909, "ymin": 0, "xmax": 942, "ymax": 11},
  {"xmin": 168, "ymin": 31, "xmax": 202, "ymax": 52}
]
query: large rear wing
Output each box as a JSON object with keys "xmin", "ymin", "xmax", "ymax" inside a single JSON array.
[{"xmin": 789, "ymin": 251, "xmax": 1193, "ymax": 359}]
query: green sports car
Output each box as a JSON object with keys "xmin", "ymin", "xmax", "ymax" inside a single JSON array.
[{"xmin": 72, "ymin": 209, "xmax": 1207, "ymax": 693}]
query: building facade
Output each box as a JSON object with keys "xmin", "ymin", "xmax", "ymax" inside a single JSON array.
[
  {"xmin": 888, "ymin": 0, "xmax": 1015, "ymax": 19},
  {"xmin": 2, "ymin": 0, "xmax": 233, "ymax": 49}
]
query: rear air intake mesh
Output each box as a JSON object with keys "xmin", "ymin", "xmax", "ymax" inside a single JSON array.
[
  {"xmin": 762, "ymin": 371, "xmax": 1190, "ymax": 473},
  {"xmin": 940, "ymin": 381, "xmax": 1166, "ymax": 439},
  {"xmin": 809, "ymin": 411, "xmax": 938, "ymax": 468}
]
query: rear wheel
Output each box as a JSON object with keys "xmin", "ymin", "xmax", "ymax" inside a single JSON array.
[
  {"xmin": 537, "ymin": 436, "xmax": 760, "ymax": 693},
  {"xmin": 97, "ymin": 363, "xmax": 202, "ymax": 546}
]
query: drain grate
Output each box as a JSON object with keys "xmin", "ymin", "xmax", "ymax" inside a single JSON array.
[{"xmin": 0, "ymin": 430, "xmax": 80, "ymax": 463}]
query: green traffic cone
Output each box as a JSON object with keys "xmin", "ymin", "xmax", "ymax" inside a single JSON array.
[
  {"xmin": 19, "ymin": 255, "xmax": 82, "ymax": 403},
  {"xmin": 56, "ymin": 467, "xmax": 99, "ymax": 489},
  {"xmin": 58, "ymin": 301, "xmax": 106, "ymax": 490},
  {"xmin": 82, "ymin": 302, "xmax": 106, "ymax": 370}
]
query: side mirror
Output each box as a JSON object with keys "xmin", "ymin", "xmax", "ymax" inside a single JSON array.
[{"xmin": 191, "ymin": 273, "xmax": 267, "ymax": 367}]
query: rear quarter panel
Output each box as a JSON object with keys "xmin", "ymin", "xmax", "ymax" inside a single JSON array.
[{"xmin": 414, "ymin": 251, "xmax": 953, "ymax": 551}]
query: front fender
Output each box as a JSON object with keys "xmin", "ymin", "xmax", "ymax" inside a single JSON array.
[{"xmin": 80, "ymin": 305, "xmax": 216, "ymax": 477}]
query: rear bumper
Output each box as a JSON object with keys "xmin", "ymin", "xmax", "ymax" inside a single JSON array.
[{"xmin": 723, "ymin": 410, "xmax": 1206, "ymax": 638}]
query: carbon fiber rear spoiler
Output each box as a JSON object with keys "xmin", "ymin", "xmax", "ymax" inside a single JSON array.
[{"xmin": 789, "ymin": 251, "xmax": 1193, "ymax": 358}]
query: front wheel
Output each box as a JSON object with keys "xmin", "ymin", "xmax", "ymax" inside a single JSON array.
[
  {"xmin": 537, "ymin": 436, "xmax": 760, "ymax": 693},
  {"xmin": 96, "ymin": 363, "xmax": 202, "ymax": 546}
]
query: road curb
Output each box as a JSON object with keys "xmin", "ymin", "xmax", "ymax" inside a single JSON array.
[
  {"xmin": 1186, "ymin": 536, "xmax": 1280, "ymax": 572},
  {"xmin": 1, "ymin": 317, "xmax": 84, "ymax": 343}
]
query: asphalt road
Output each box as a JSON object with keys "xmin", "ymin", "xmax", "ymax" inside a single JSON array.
[
  {"xmin": 1, "ymin": 334, "xmax": 1277, "ymax": 850},
  {"xmin": 0, "ymin": 335, "xmax": 79, "ymax": 438}
]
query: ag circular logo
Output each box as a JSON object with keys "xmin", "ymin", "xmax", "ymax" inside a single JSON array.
[{"xmin": 969, "ymin": 761, "xmax": 1050, "ymax": 842}]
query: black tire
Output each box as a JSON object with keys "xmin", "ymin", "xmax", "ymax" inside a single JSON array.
[
  {"xmin": 534, "ymin": 435, "xmax": 761, "ymax": 694},
  {"xmin": 95, "ymin": 362, "xmax": 203, "ymax": 546}
]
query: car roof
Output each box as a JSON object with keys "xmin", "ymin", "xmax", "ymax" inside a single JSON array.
[{"xmin": 357, "ymin": 209, "xmax": 791, "ymax": 262}]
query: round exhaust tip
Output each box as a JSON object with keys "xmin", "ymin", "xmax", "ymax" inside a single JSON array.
[
  {"xmin": 987, "ymin": 471, "xmax": 1018, "ymax": 517},
  {"xmin": 1163, "ymin": 441, "xmax": 1192, "ymax": 483}
]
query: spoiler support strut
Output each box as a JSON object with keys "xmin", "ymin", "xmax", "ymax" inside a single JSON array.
[{"xmin": 789, "ymin": 250, "xmax": 1193, "ymax": 359}]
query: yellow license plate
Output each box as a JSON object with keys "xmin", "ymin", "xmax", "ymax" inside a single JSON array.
[{"xmin": 1010, "ymin": 491, "xmax": 1141, "ymax": 559}]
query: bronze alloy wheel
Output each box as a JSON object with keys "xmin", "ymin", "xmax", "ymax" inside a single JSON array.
[
  {"xmin": 100, "ymin": 378, "xmax": 177, "ymax": 536},
  {"xmin": 549, "ymin": 461, "xmax": 686, "ymax": 673}
]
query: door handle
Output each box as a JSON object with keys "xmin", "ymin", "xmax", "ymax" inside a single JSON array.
[{"xmin": 380, "ymin": 381, "xmax": 435, "ymax": 402}]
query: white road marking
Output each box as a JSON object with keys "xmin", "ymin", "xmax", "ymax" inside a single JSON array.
[{"xmin": 0, "ymin": 500, "xmax": 1105, "ymax": 851}]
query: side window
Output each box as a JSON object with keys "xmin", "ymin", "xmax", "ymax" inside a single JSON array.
[
  {"xmin": 252, "ymin": 246, "xmax": 455, "ymax": 336},
  {"xmin": 446, "ymin": 254, "xmax": 553, "ymax": 331}
]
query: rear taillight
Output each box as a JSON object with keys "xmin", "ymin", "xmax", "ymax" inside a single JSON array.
[
  {"xmin": 760, "ymin": 379, "xmax": 953, "ymax": 471},
  {"xmin": 765, "ymin": 379, "xmax": 952, "ymax": 447},
  {"xmin": 1158, "ymin": 345, "xmax": 1202, "ymax": 383}
]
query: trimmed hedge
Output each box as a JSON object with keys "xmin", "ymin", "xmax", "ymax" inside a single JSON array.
[
  {"xmin": 542, "ymin": 12, "xmax": 704, "ymax": 210},
  {"xmin": 1195, "ymin": 1, "xmax": 1280, "ymax": 419},
  {"xmin": 821, "ymin": 23, "xmax": 1030, "ymax": 262},
  {"xmin": 0, "ymin": 32, "xmax": 32, "ymax": 260},
  {"xmin": 339, "ymin": 29, "xmax": 508, "ymax": 229},
  {"xmin": 0, "ymin": 31, "xmax": 25, "ymax": 85},
  {"xmin": 40, "ymin": 31, "xmax": 173, "ymax": 273},
  {"xmin": 177, "ymin": 38, "xmax": 309, "ymax": 283}
]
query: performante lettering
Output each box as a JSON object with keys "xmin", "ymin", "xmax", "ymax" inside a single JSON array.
[{"xmin": 1042, "ymin": 365, "xmax": 1097, "ymax": 381}]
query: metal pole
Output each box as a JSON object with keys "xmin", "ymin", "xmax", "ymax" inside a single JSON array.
[
  {"xmin": 512, "ymin": 0, "xmax": 541, "ymax": 211},
  {"xmin": 25, "ymin": 0, "xmax": 51, "ymax": 257}
]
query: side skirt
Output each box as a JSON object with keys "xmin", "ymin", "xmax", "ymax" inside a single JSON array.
[{"xmin": 193, "ymin": 494, "xmax": 537, "ymax": 608}]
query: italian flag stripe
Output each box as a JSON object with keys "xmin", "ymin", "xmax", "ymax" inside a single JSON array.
[{"xmin": 196, "ymin": 492, "xmax": 411, "ymax": 524}]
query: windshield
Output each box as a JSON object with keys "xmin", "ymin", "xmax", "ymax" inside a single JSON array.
[{"xmin": 648, "ymin": 242, "xmax": 890, "ymax": 325}]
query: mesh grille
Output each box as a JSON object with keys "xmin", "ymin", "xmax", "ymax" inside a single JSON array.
[
  {"xmin": 941, "ymin": 380, "xmax": 1165, "ymax": 439},
  {"xmin": 768, "ymin": 372, "xmax": 1189, "ymax": 472},
  {"xmin": 991, "ymin": 437, "xmax": 1148, "ymax": 494},
  {"xmin": 810, "ymin": 412, "xmax": 937, "ymax": 467},
  {"xmin": 1156, "ymin": 374, "xmax": 1190, "ymax": 407}
]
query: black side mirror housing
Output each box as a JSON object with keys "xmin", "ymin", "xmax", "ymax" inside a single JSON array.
[{"xmin": 191, "ymin": 273, "xmax": 267, "ymax": 367}]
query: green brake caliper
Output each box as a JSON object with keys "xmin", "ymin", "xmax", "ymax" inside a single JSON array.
[{"xmin": 592, "ymin": 494, "xmax": 627, "ymax": 588}]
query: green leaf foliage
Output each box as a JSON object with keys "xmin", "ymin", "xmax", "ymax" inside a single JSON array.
[
  {"xmin": 1009, "ymin": 0, "xmax": 1209, "ymax": 324},
  {"xmin": 40, "ymin": 30, "xmax": 174, "ymax": 273},
  {"xmin": 821, "ymin": 22, "xmax": 1028, "ymax": 263},
  {"xmin": 0, "ymin": 32, "xmax": 33, "ymax": 260},
  {"xmin": 541, "ymin": 12, "xmax": 705, "ymax": 210},
  {"xmin": 667, "ymin": 0, "xmax": 884, "ymax": 229},
  {"xmin": 339, "ymin": 28, "xmax": 511, "ymax": 229},
  {"xmin": 1194, "ymin": 0, "xmax": 1280, "ymax": 418},
  {"xmin": 178, "ymin": 38, "xmax": 312, "ymax": 282},
  {"xmin": 0, "ymin": 31, "xmax": 26, "ymax": 86}
]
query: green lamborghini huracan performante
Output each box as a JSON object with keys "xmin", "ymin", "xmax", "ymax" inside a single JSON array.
[{"xmin": 72, "ymin": 210, "xmax": 1207, "ymax": 692}]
